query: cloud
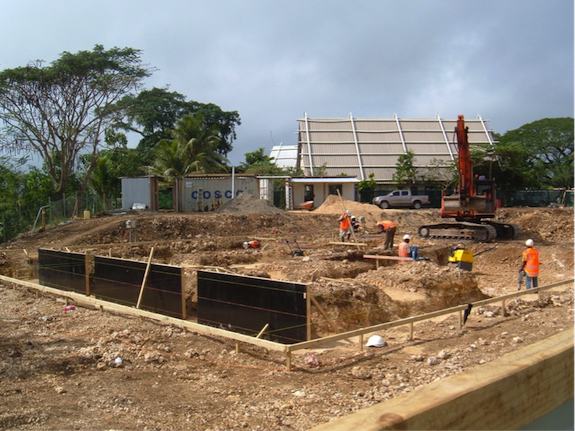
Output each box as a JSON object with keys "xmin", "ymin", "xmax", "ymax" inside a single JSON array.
[{"xmin": 1, "ymin": 0, "xmax": 572, "ymax": 164}]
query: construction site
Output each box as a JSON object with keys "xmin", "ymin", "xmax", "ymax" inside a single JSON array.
[{"xmin": 0, "ymin": 193, "xmax": 573, "ymax": 430}]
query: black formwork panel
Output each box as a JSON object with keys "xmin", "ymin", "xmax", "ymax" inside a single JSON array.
[
  {"xmin": 197, "ymin": 270, "xmax": 307, "ymax": 344},
  {"xmin": 38, "ymin": 249, "xmax": 86, "ymax": 294},
  {"xmin": 91, "ymin": 256, "xmax": 184, "ymax": 318}
]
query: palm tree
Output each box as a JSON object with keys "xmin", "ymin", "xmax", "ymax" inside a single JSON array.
[
  {"xmin": 90, "ymin": 156, "xmax": 117, "ymax": 210},
  {"xmin": 151, "ymin": 114, "xmax": 228, "ymax": 179}
]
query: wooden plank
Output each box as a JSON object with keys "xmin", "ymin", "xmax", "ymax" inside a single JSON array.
[
  {"xmin": 328, "ymin": 242, "xmax": 368, "ymax": 247},
  {"xmin": 136, "ymin": 247, "xmax": 154, "ymax": 309},
  {"xmin": 256, "ymin": 323, "xmax": 269, "ymax": 339},
  {"xmin": 309, "ymin": 328, "xmax": 574, "ymax": 430},
  {"xmin": 364, "ymin": 254, "xmax": 413, "ymax": 261},
  {"xmin": 0, "ymin": 274, "xmax": 285, "ymax": 353}
]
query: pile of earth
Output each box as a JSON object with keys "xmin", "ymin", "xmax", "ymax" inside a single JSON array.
[{"xmin": 215, "ymin": 191, "xmax": 285, "ymax": 214}]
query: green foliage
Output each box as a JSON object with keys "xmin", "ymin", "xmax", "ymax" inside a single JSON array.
[
  {"xmin": 392, "ymin": 150, "xmax": 417, "ymax": 185},
  {"xmin": 420, "ymin": 158, "xmax": 458, "ymax": 189},
  {"xmin": 358, "ymin": 172, "xmax": 376, "ymax": 191},
  {"xmin": 497, "ymin": 117, "xmax": 574, "ymax": 189},
  {"xmin": 116, "ymin": 87, "xmax": 241, "ymax": 164},
  {"xmin": 311, "ymin": 164, "xmax": 328, "ymax": 177},
  {"xmin": 150, "ymin": 114, "xmax": 228, "ymax": 181},
  {"xmin": 89, "ymin": 156, "xmax": 117, "ymax": 210},
  {"xmin": 237, "ymin": 147, "xmax": 284, "ymax": 176},
  {"xmin": 0, "ymin": 45, "xmax": 153, "ymax": 197}
]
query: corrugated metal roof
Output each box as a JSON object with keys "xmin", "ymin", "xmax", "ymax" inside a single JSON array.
[
  {"xmin": 297, "ymin": 113, "xmax": 495, "ymax": 182},
  {"xmin": 290, "ymin": 177, "xmax": 360, "ymax": 183},
  {"xmin": 269, "ymin": 144, "xmax": 298, "ymax": 168}
]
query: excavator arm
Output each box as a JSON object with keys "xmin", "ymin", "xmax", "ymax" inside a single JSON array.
[{"xmin": 441, "ymin": 115, "xmax": 489, "ymax": 215}]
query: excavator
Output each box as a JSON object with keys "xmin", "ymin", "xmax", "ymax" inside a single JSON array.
[{"xmin": 418, "ymin": 115, "xmax": 521, "ymax": 242}]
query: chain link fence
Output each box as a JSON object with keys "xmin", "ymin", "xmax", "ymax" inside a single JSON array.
[{"xmin": 0, "ymin": 192, "xmax": 121, "ymax": 244}]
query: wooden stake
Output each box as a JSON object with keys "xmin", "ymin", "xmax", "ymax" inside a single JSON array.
[
  {"xmin": 256, "ymin": 323, "xmax": 269, "ymax": 338},
  {"xmin": 310, "ymin": 295, "xmax": 338, "ymax": 333},
  {"xmin": 136, "ymin": 247, "xmax": 154, "ymax": 309}
]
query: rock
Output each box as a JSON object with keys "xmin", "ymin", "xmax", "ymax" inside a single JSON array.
[
  {"xmin": 351, "ymin": 367, "xmax": 371, "ymax": 379},
  {"xmin": 55, "ymin": 386, "xmax": 67, "ymax": 394},
  {"xmin": 513, "ymin": 337, "xmax": 523, "ymax": 343},
  {"xmin": 143, "ymin": 351, "xmax": 163, "ymax": 363},
  {"xmin": 427, "ymin": 356, "xmax": 438, "ymax": 366},
  {"xmin": 437, "ymin": 349, "xmax": 448, "ymax": 359}
]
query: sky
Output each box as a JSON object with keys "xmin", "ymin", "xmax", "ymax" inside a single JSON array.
[{"xmin": 2, "ymin": 0, "xmax": 573, "ymax": 165}]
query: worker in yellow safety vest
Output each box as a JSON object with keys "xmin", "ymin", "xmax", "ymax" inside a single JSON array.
[{"xmin": 520, "ymin": 239, "xmax": 540, "ymax": 289}]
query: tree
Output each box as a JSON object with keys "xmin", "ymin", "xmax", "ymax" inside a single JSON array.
[
  {"xmin": 116, "ymin": 87, "xmax": 241, "ymax": 163},
  {"xmin": 237, "ymin": 147, "xmax": 284, "ymax": 176},
  {"xmin": 497, "ymin": 118, "xmax": 574, "ymax": 189},
  {"xmin": 420, "ymin": 158, "xmax": 458, "ymax": 190},
  {"xmin": 150, "ymin": 114, "xmax": 228, "ymax": 179},
  {"xmin": 89, "ymin": 156, "xmax": 116, "ymax": 210},
  {"xmin": 0, "ymin": 45, "xmax": 153, "ymax": 199},
  {"xmin": 392, "ymin": 150, "xmax": 418, "ymax": 185},
  {"xmin": 358, "ymin": 172, "xmax": 376, "ymax": 191}
]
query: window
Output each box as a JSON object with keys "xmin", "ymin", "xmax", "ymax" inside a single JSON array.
[{"xmin": 329, "ymin": 184, "xmax": 342, "ymax": 195}]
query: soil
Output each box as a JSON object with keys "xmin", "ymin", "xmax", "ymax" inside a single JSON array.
[{"xmin": 0, "ymin": 193, "xmax": 573, "ymax": 431}]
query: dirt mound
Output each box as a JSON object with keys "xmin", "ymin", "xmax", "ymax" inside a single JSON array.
[
  {"xmin": 502, "ymin": 207, "xmax": 574, "ymax": 242},
  {"xmin": 356, "ymin": 261, "xmax": 488, "ymax": 312},
  {"xmin": 313, "ymin": 195, "xmax": 441, "ymax": 235},
  {"xmin": 215, "ymin": 192, "xmax": 284, "ymax": 214}
]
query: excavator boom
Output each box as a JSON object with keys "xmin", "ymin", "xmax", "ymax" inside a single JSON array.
[{"xmin": 418, "ymin": 115, "xmax": 520, "ymax": 241}]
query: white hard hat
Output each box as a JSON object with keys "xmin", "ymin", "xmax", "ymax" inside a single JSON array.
[
  {"xmin": 525, "ymin": 239, "xmax": 534, "ymax": 247},
  {"xmin": 403, "ymin": 234, "xmax": 411, "ymax": 240},
  {"xmin": 366, "ymin": 335, "xmax": 386, "ymax": 348},
  {"xmin": 346, "ymin": 210, "xmax": 352, "ymax": 216}
]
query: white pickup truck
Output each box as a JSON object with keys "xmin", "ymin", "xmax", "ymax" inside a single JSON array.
[{"xmin": 372, "ymin": 190, "xmax": 430, "ymax": 209}]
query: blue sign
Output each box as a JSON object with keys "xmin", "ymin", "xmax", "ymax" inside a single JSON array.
[{"xmin": 191, "ymin": 189, "xmax": 244, "ymax": 200}]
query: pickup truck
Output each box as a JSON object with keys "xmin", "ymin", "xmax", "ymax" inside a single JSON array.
[{"xmin": 372, "ymin": 190, "xmax": 430, "ymax": 209}]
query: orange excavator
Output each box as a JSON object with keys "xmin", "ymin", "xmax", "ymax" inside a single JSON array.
[{"xmin": 418, "ymin": 115, "xmax": 520, "ymax": 242}]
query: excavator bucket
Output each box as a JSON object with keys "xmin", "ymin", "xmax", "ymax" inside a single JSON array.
[{"xmin": 443, "ymin": 195, "xmax": 487, "ymax": 212}]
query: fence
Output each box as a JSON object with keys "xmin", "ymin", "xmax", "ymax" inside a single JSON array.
[
  {"xmin": 0, "ymin": 192, "xmax": 121, "ymax": 243},
  {"xmin": 361, "ymin": 188, "xmax": 574, "ymax": 208}
]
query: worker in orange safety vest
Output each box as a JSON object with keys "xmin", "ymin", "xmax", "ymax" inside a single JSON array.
[
  {"xmin": 398, "ymin": 234, "xmax": 419, "ymax": 260},
  {"xmin": 338, "ymin": 210, "xmax": 352, "ymax": 242},
  {"xmin": 377, "ymin": 220, "xmax": 397, "ymax": 250},
  {"xmin": 520, "ymin": 239, "xmax": 540, "ymax": 289}
]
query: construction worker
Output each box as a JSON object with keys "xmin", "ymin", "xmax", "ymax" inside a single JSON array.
[
  {"xmin": 520, "ymin": 239, "xmax": 539, "ymax": 289},
  {"xmin": 377, "ymin": 220, "xmax": 397, "ymax": 250},
  {"xmin": 348, "ymin": 216, "xmax": 360, "ymax": 241},
  {"xmin": 338, "ymin": 210, "xmax": 352, "ymax": 242},
  {"xmin": 398, "ymin": 234, "xmax": 419, "ymax": 260}
]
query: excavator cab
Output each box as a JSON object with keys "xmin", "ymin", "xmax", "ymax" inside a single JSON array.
[{"xmin": 441, "ymin": 178, "xmax": 496, "ymax": 219}]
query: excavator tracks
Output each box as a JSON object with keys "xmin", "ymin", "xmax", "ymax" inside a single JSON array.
[
  {"xmin": 418, "ymin": 222, "xmax": 498, "ymax": 242},
  {"xmin": 484, "ymin": 221, "xmax": 522, "ymax": 239}
]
